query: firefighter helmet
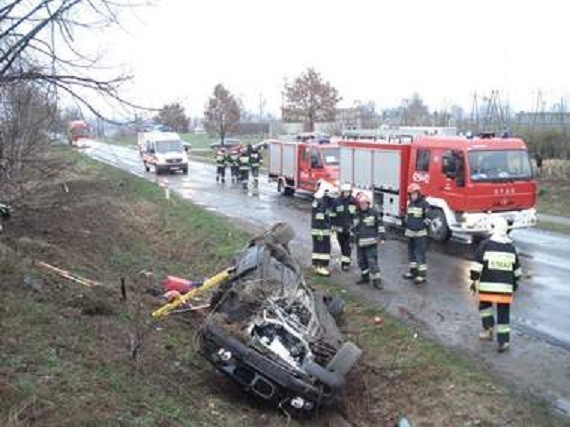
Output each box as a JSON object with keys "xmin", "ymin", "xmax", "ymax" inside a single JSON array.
[
  {"xmin": 407, "ymin": 183, "xmax": 421, "ymax": 194},
  {"xmin": 356, "ymin": 192, "xmax": 371, "ymax": 208},
  {"xmin": 489, "ymin": 216, "xmax": 508, "ymax": 236}
]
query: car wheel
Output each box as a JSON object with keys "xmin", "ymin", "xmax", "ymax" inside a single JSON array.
[
  {"xmin": 429, "ymin": 208, "xmax": 451, "ymax": 242},
  {"xmin": 155, "ymin": 166, "xmax": 162, "ymax": 175},
  {"xmin": 182, "ymin": 167, "xmax": 189, "ymax": 175},
  {"xmin": 326, "ymin": 341, "xmax": 363, "ymax": 376}
]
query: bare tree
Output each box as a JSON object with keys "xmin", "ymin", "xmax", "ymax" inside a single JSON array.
[
  {"xmin": 400, "ymin": 93, "xmax": 430, "ymax": 126},
  {"xmin": 154, "ymin": 103, "xmax": 189, "ymax": 133},
  {"xmin": 0, "ymin": 0, "xmax": 149, "ymax": 210},
  {"xmin": 203, "ymin": 84, "xmax": 240, "ymax": 145},
  {"xmin": 282, "ymin": 68, "xmax": 341, "ymax": 132}
]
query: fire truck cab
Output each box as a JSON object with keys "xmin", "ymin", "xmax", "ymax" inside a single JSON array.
[
  {"xmin": 339, "ymin": 135, "xmax": 537, "ymax": 243},
  {"xmin": 268, "ymin": 140, "xmax": 339, "ymax": 196}
]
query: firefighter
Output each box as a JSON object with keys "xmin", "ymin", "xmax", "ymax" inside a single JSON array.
[
  {"xmin": 403, "ymin": 183, "xmax": 431, "ymax": 284},
  {"xmin": 250, "ymin": 145, "xmax": 262, "ymax": 189},
  {"xmin": 229, "ymin": 149, "xmax": 240, "ymax": 183},
  {"xmin": 331, "ymin": 183, "xmax": 357, "ymax": 271},
  {"xmin": 469, "ymin": 217, "xmax": 522, "ymax": 353},
  {"xmin": 239, "ymin": 148, "xmax": 251, "ymax": 190},
  {"xmin": 215, "ymin": 147, "xmax": 228, "ymax": 184},
  {"xmin": 353, "ymin": 193, "xmax": 386, "ymax": 289},
  {"xmin": 311, "ymin": 187, "xmax": 332, "ymax": 276}
]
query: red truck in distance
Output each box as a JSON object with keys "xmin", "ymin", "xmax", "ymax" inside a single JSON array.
[
  {"xmin": 67, "ymin": 120, "xmax": 92, "ymax": 147},
  {"xmin": 339, "ymin": 135, "xmax": 537, "ymax": 243},
  {"xmin": 268, "ymin": 140, "xmax": 340, "ymax": 196}
]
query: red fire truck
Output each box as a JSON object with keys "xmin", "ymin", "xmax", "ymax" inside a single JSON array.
[
  {"xmin": 268, "ymin": 140, "xmax": 340, "ymax": 195},
  {"xmin": 339, "ymin": 135, "xmax": 537, "ymax": 243},
  {"xmin": 67, "ymin": 120, "xmax": 91, "ymax": 147}
]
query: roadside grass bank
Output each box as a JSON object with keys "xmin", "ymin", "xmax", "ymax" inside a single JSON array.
[
  {"xmin": 0, "ymin": 147, "xmax": 564, "ymax": 426},
  {"xmin": 538, "ymin": 178, "xmax": 570, "ymax": 218}
]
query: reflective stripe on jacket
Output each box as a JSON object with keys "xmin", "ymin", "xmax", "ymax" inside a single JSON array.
[
  {"xmin": 404, "ymin": 196, "xmax": 430, "ymax": 234},
  {"xmin": 311, "ymin": 198, "xmax": 331, "ymax": 236},
  {"xmin": 331, "ymin": 196, "xmax": 357, "ymax": 233},
  {"xmin": 469, "ymin": 236, "xmax": 521, "ymax": 304},
  {"xmin": 353, "ymin": 207, "xmax": 386, "ymax": 247}
]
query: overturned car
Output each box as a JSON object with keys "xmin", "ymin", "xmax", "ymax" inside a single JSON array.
[{"xmin": 196, "ymin": 223, "xmax": 362, "ymax": 412}]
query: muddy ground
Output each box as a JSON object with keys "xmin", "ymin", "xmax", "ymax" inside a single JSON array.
[{"xmin": 0, "ymin": 148, "xmax": 564, "ymax": 426}]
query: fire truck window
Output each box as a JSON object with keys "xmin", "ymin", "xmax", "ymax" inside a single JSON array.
[
  {"xmin": 301, "ymin": 148, "xmax": 309, "ymax": 162},
  {"xmin": 311, "ymin": 150, "xmax": 322, "ymax": 168},
  {"xmin": 416, "ymin": 149, "xmax": 431, "ymax": 172}
]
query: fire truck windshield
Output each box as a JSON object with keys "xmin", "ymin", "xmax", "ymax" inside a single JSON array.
[
  {"xmin": 156, "ymin": 140, "xmax": 183, "ymax": 153},
  {"xmin": 322, "ymin": 148, "xmax": 339, "ymax": 165},
  {"xmin": 468, "ymin": 150, "xmax": 533, "ymax": 182}
]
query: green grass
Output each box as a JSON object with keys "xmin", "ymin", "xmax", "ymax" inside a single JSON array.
[
  {"xmin": 180, "ymin": 133, "xmax": 263, "ymax": 150},
  {"xmin": 538, "ymin": 179, "xmax": 570, "ymax": 218}
]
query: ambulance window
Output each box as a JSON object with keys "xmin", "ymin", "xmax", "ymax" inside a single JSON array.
[{"xmin": 416, "ymin": 149, "xmax": 431, "ymax": 172}]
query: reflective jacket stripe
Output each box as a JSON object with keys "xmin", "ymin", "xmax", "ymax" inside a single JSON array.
[
  {"xmin": 479, "ymin": 282, "xmax": 513, "ymax": 294},
  {"xmin": 315, "ymin": 213, "xmax": 325, "ymax": 220},
  {"xmin": 312, "ymin": 229, "xmax": 331, "ymax": 236},
  {"xmin": 405, "ymin": 229, "xmax": 427, "ymax": 237},
  {"xmin": 358, "ymin": 237, "xmax": 377, "ymax": 247}
]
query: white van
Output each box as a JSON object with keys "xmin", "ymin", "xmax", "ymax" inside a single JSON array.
[{"xmin": 140, "ymin": 132, "xmax": 189, "ymax": 175}]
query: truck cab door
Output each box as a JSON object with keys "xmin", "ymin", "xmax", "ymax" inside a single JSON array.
[
  {"xmin": 439, "ymin": 149, "xmax": 466, "ymax": 200},
  {"xmin": 298, "ymin": 145, "xmax": 312, "ymax": 190}
]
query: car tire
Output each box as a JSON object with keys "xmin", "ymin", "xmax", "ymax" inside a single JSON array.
[
  {"xmin": 325, "ymin": 295, "xmax": 345, "ymax": 319},
  {"xmin": 155, "ymin": 166, "xmax": 162, "ymax": 175},
  {"xmin": 326, "ymin": 341, "xmax": 363, "ymax": 376},
  {"xmin": 429, "ymin": 208, "xmax": 451, "ymax": 242},
  {"xmin": 182, "ymin": 167, "xmax": 189, "ymax": 175},
  {"xmin": 269, "ymin": 223, "xmax": 295, "ymax": 245}
]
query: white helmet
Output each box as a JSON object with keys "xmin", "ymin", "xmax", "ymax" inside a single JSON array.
[
  {"xmin": 489, "ymin": 216, "xmax": 508, "ymax": 236},
  {"xmin": 314, "ymin": 186, "xmax": 326, "ymax": 199},
  {"xmin": 340, "ymin": 183, "xmax": 352, "ymax": 193},
  {"xmin": 328, "ymin": 187, "xmax": 339, "ymax": 198}
]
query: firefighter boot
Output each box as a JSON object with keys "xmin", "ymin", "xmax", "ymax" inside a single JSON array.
[
  {"xmin": 479, "ymin": 328, "xmax": 493, "ymax": 341},
  {"xmin": 356, "ymin": 273, "xmax": 370, "ymax": 285},
  {"xmin": 316, "ymin": 266, "xmax": 330, "ymax": 277},
  {"xmin": 414, "ymin": 276, "xmax": 426, "ymax": 285},
  {"xmin": 498, "ymin": 342, "xmax": 510, "ymax": 353}
]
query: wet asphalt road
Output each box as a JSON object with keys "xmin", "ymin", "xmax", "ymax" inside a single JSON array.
[{"xmin": 84, "ymin": 141, "xmax": 570, "ymax": 414}]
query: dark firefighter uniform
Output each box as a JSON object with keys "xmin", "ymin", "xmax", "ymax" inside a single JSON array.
[
  {"xmin": 470, "ymin": 235, "xmax": 522, "ymax": 350},
  {"xmin": 330, "ymin": 194, "xmax": 357, "ymax": 271},
  {"xmin": 404, "ymin": 196, "xmax": 431, "ymax": 282},
  {"xmin": 239, "ymin": 151, "xmax": 250, "ymax": 189},
  {"xmin": 229, "ymin": 151, "xmax": 240, "ymax": 183},
  {"xmin": 353, "ymin": 205, "xmax": 386, "ymax": 287},
  {"xmin": 311, "ymin": 196, "xmax": 331, "ymax": 275},
  {"xmin": 250, "ymin": 149, "xmax": 262, "ymax": 186},
  {"xmin": 215, "ymin": 151, "xmax": 228, "ymax": 183}
]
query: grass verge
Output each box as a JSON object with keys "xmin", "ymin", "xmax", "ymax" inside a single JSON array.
[
  {"xmin": 538, "ymin": 179, "xmax": 570, "ymax": 218},
  {"xmin": 0, "ymin": 147, "xmax": 564, "ymax": 426}
]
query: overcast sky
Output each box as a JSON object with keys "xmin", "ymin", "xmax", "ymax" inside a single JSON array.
[{"xmin": 89, "ymin": 0, "xmax": 570, "ymax": 118}]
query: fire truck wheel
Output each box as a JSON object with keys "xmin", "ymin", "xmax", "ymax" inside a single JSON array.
[{"xmin": 429, "ymin": 209, "xmax": 451, "ymax": 242}]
